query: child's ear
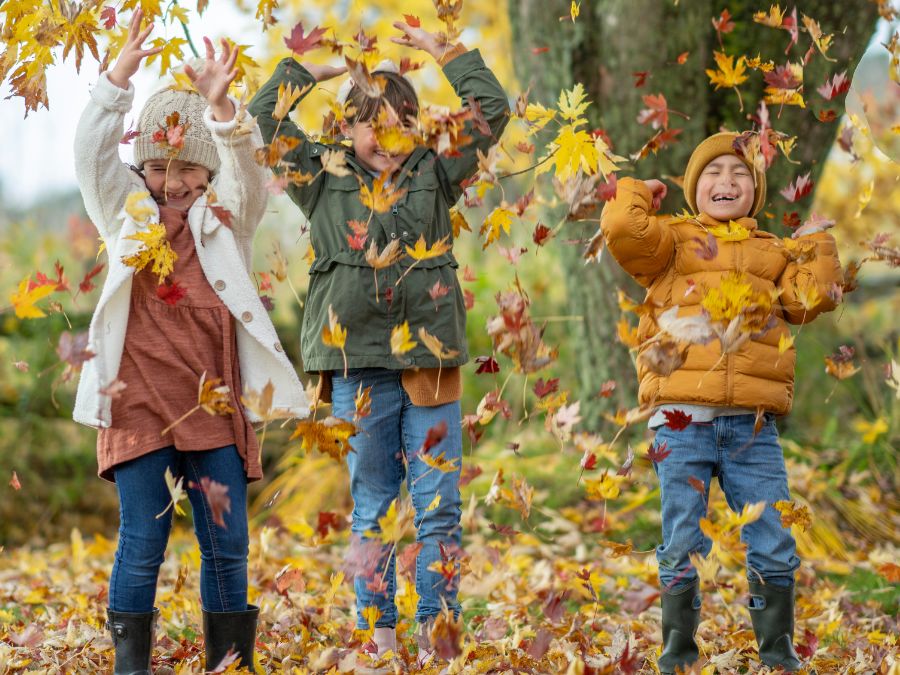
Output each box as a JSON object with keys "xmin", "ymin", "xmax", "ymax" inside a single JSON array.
[{"xmin": 339, "ymin": 119, "xmax": 351, "ymax": 137}]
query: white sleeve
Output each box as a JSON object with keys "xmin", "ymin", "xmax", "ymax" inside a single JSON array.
[{"xmin": 73, "ymin": 72, "xmax": 144, "ymax": 242}]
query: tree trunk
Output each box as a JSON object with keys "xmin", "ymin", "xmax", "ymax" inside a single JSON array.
[{"xmin": 508, "ymin": 0, "xmax": 880, "ymax": 429}]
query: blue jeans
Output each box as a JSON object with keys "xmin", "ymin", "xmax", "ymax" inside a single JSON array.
[
  {"xmin": 109, "ymin": 444, "xmax": 250, "ymax": 613},
  {"xmin": 331, "ymin": 368, "xmax": 463, "ymax": 628},
  {"xmin": 653, "ymin": 414, "xmax": 800, "ymax": 590}
]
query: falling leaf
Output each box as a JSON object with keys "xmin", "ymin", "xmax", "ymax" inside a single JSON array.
[
  {"xmin": 662, "ymin": 409, "xmax": 693, "ymax": 431},
  {"xmin": 773, "ymin": 500, "xmax": 812, "ymax": 531},
  {"xmin": 290, "ymin": 416, "xmax": 357, "ymax": 461},
  {"xmin": 122, "ymin": 223, "xmax": 177, "ymax": 284},
  {"xmin": 195, "ymin": 476, "xmax": 231, "ymax": 528},
  {"xmin": 283, "ymin": 21, "xmax": 327, "ymax": 56},
  {"xmin": 10, "ymin": 277, "xmax": 55, "ymax": 319},
  {"xmin": 321, "ymin": 305, "xmax": 348, "ymax": 376},
  {"xmin": 390, "ymin": 321, "xmax": 417, "ymax": 356},
  {"xmin": 359, "ymin": 174, "xmax": 407, "ymax": 213},
  {"xmin": 9, "ymin": 471, "xmax": 21, "ymax": 490},
  {"xmin": 156, "ymin": 466, "xmax": 186, "ymax": 519}
]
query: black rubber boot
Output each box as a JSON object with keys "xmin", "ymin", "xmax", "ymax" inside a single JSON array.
[
  {"xmin": 748, "ymin": 581, "xmax": 802, "ymax": 671},
  {"xmin": 658, "ymin": 581, "xmax": 701, "ymax": 674},
  {"xmin": 106, "ymin": 608, "xmax": 158, "ymax": 674},
  {"xmin": 202, "ymin": 604, "xmax": 259, "ymax": 673}
]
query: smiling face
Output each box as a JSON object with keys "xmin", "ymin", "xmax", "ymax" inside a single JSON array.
[
  {"xmin": 142, "ymin": 158, "xmax": 210, "ymax": 210},
  {"xmin": 695, "ymin": 154, "xmax": 756, "ymax": 221},
  {"xmin": 340, "ymin": 118, "xmax": 412, "ymax": 176}
]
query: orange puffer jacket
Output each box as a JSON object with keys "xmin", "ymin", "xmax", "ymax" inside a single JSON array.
[{"xmin": 601, "ymin": 177, "xmax": 843, "ymax": 415}]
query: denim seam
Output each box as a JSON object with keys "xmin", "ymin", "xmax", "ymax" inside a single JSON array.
[{"xmin": 187, "ymin": 454, "xmax": 227, "ymax": 612}]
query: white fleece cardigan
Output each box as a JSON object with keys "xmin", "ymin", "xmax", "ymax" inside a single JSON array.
[{"xmin": 72, "ymin": 72, "xmax": 308, "ymax": 428}]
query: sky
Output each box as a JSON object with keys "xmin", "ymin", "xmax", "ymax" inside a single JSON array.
[{"xmin": 0, "ymin": 9, "xmax": 896, "ymax": 208}]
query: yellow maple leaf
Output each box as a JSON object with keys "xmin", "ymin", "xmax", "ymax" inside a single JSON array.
[
  {"xmin": 449, "ymin": 207, "xmax": 470, "ymax": 238},
  {"xmin": 144, "ymin": 36, "xmax": 188, "ymax": 76},
  {"xmin": 773, "ymin": 500, "xmax": 812, "ymax": 531},
  {"xmin": 549, "ymin": 124, "xmax": 599, "ymax": 181},
  {"xmin": 417, "ymin": 326, "xmax": 459, "ymax": 399},
  {"xmin": 616, "ymin": 318, "xmax": 641, "ymax": 348},
  {"xmin": 124, "ymin": 190, "xmax": 156, "ymax": 223},
  {"xmin": 405, "ymin": 235, "xmax": 451, "ymax": 261},
  {"xmin": 853, "ymin": 417, "xmax": 888, "ymax": 444},
  {"xmin": 421, "ymin": 451, "xmax": 461, "ymax": 474},
  {"xmin": 10, "ymin": 277, "xmax": 55, "ymax": 319},
  {"xmin": 122, "ymin": 223, "xmax": 177, "ymax": 284},
  {"xmin": 706, "ymin": 51, "xmax": 749, "ymax": 89},
  {"xmin": 584, "ymin": 471, "xmax": 624, "ymax": 500},
  {"xmin": 321, "ymin": 304, "xmax": 348, "ymax": 375},
  {"xmin": 366, "ymin": 497, "xmax": 414, "ymax": 544},
  {"xmin": 359, "ymin": 174, "xmax": 407, "ymax": 213},
  {"xmin": 273, "ymin": 81, "xmax": 306, "ymax": 121},
  {"xmin": 390, "ymin": 321, "xmax": 417, "ymax": 356},
  {"xmin": 708, "ymin": 220, "xmax": 750, "ymax": 241},
  {"xmin": 479, "ymin": 206, "xmax": 514, "ymax": 249},
  {"xmin": 524, "ymin": 101, "xmax": 556, "ymax": 132},
  {"xmin": 778, "ymin": 333, "xmax": 795, "ymax": 354},
  {"xmin": 557, "ymin": 82, "xmax": 590, "ymax": 123},
  {"xmin": 594, "ymin": 135, "xmax": 628, "ymax": 177},
  {"xmin": 753, "ymin": 5, "xmax": 786, "ymax": 27},
  {"xmin": 290, "ymin": 416, "xmax": 357, "ymax": 461}
]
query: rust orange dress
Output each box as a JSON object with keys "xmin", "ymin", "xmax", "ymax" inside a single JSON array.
[{"xmin": 97, "ymin": 205, "xmax": 260, "ymax": 481}]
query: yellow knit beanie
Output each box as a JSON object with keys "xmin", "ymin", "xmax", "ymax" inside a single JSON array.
[{"xmin": 682, "ymin": 131, "xmax": 766, "ymax": 216}]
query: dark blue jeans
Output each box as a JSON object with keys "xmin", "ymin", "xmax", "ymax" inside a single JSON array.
[
  {"xmin": 331, "ymin": 368, "xmax": 463, "ymax": 628},
  {"xmin": 653, "ymin": 414, "xmax": 800, "ymax": 590},
  {"xmin": 109, "ymin": 444, "xmax": 249, "ymax": 613}
]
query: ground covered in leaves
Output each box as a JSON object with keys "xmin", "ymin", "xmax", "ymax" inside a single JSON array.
[{"xmin": 1, "ymin": 470, "xmax": 897, "ymax": 675}]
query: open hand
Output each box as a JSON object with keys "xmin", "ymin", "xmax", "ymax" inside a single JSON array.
[
  {"xmin": 643, "ymin": 179, "xmax": 668, "ymax": 211},
  {"xmin": 184, "ymin": 37, "xmax": 238, "ymax": 121},
  {"xmin": 300, "ymin": 62, "xmax": 347, "ymax": 83},
  {"xmin": 108, "ymin": 10, "xmax": 162, "ymax": 90},
  {"xmin": 390, "ymin": 21, "xmax": 447, "ymax": 60}
]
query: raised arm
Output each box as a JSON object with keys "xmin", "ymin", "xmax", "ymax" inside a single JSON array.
[
  {"xmin": 248, "ymin": 59, "xmax": 345, "ymax": 214},
  {"xmin": 187, "ymin": 37, "xmax": 268, "ymax": 239},
  {"xmin": 74, "ymin": 10, "xmax": 159, "ymax": 241},
  {"xmin": 391, "ymin": 22, "xmax": 510, "ymax": 203},
  {"xmin": 777, "ymin": 230, "xmax": 843, "ymax": 324},
  {"xmin": 600, "ymin": 177, "xmax": 675, "ymax": 287}
]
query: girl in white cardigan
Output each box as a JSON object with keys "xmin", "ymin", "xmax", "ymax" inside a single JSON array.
[{"xmin": 73, "ymin": 11, "xmax": 306, "ymax": 673}]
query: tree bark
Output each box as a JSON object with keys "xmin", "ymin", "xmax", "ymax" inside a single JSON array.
[{"xmin": 509, "ymin": 0, "xmax": 880, "ymax": 429}]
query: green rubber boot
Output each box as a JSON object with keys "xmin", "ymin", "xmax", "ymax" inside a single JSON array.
[
  {"xmin": 106, "ymin": 608, "xmax": 158, "ymax": 674},
  {"xmin": 748, "ymin": 582, "xmax": 802, "ymax": 672},
  {"xmin": 658, "ymin": 581, "xmax": 701, "ymax": 674}
]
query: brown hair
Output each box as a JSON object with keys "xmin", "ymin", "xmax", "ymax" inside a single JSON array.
[{"xmin": 345, "ymin": 71, "xmax": 419, "ymax": 125}]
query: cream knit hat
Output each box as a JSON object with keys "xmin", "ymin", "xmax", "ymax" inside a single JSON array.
[{"xmin": 133, "ymin": 85, "xmax": 220, "ymax": 174}]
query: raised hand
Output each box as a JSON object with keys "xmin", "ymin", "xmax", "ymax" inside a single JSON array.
[
  {"xmin": 108, "ymin": 10, "xmax": 163, "ymax": 90},
  {"xmin": 390, "ymin": 21, "xmax": 448, "ymax": 60},
  {"xmin": 643, "ymin": 179, "xmax": 668, "ymax": 212},
  {"xmin": 299, "ymin": 62, "xmax": 347, "ymax": 83},
  {"xmin": 184, "ymin": 37, "xmax": 239, "ymax": 121}
]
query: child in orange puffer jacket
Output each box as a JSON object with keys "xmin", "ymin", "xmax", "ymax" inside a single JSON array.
[{"xmin": 600, "ymin": 131, "xmax": 842, "ymax": 673}]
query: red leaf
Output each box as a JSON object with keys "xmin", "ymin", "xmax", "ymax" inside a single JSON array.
[
  {"xmin": 596, "ymin": 172, "xmax": 618, "ymax": 202},
  {"xmin": 488, "ymin": 521, "xmax": 519, "ymax": 538},
  {"xmin": 533, "ymin": 377, "xmax": 559, "ymax": 399},
  {"xmin": 598, "ymin": 380, "xmax": 616, "ymax": 398},
  {"xmin": 542, "ymin": 590, "xmax": 570, "ymax": 624},
  {"xmin": 662, "ymin": 409, "xmax": 693, "ymax": 431},
  {"xmin": 526, "ymin": 628, "xmax": 554, "ymax": 659},
  {"xmin": 646, "ymin": 441, "xmax": 671, "ymax": 463},
  {"xmin": 764, "ymin": 63, "xmax": 801, "ymax": 90},
  {"xmin": 429, "ymin": 279, "xmax": 451, "ymax": 304},
  {"xmin": 464, "ymin": 289, "xmax": 475, "ymax": 310},
  {"xmin": 347, "ymin": 232, "xmax": 368, "ymax": 250},
  {"xmin": 257, "ymin": 271, "xmax": 273, "ymax": 292},
  {"xmin": 209, "ymin": 204, "xmax": 233, "ymax": 229},
  {"xmin": 403, "ymin": 14, "xmax": 421, "ymax": 27},
  {"xmin": 532, "ymin": 223, "xmax": 552, "ymax": 246},
  {"xmin": 676, "ymin": 51, "xmax": 690, "ymax": 64},
  {"xmin": 462, "ymin": 266, "xmax": 477, "ymax": 282},
  {"xmin": 637, "ymin": 93, "xmax": 669, "ymax": 130},
  {"xmin": 100, "ymin": 6, "xmax": 116, "ymax": 29},
  {"xmin": 795, "ymin": 628, "xmax": 819, "ymax": 659},
  {"xmin": 687, "ymin": 475, "xmax": 706, "ymax": 497},
  {"xmin": 516, "ymin": 141, "xmax": 535, "ymax": 154},
  {"xmin": 632, "ymin": 71, "xmax": 649, "ymax": 88},
  {"xmin": 194, "ymin": 477, "xmax": 231, "ymax": 528},
  {"xmin": 421, "ymin": 420, "xmax": 448, "ymax": 455},
  {"xmin": 397, "ymin": 542, "xmax": 423, "ymax": 576},
  {"xmin": 712, "ymin": 9, "xmax": 735, "ymax": 37},
  {"xmin": 474, "ymin": 355, "xmax": 500, "ymax": 374},
  {"xmin": 458, "ymin": 463, "xmax": 482, "ymax": 487},
  {"xmin": 531, "ymin": 46, "xmax": 549, "ymax": 55},
  {"xmin": 817, "ymin": 71, "xmax": 850, "ymax": 100},
  {"xmin": 9, "ymin": 471, "xmax": 21, "ymax": 490},
  {"xmin": 275, "ymin": 566, "xmax": 306, "ymax": 594},
  {"xmin": 57, "ymin": 331, "xmax": 95, "ymax": 369},
  {"xmin": 259, "ymin": 294, "xmax": 275, "ymax": 312},
  {"xmin": 817, "ymin": 109, "xmax": 837, "ymax": 123},
  {"xmin": 78, "ymin": 262, "xmax": 104, "ymax": 294},
  {"xmin": 283, "ymin": 21, "xmax": 328, "ymax": 56},
  {"xmin": 780, "ymin": 172, "xmax": 814, "ymax": 202},
  {"xmin": 783, "ymin": 211, "xmax": 801, "ymax": 230},
  {"xmin": 156, "ymin": 280, "xmax": 187, "ymax": 306},
  {"xmin": 580, "ymin": 450, "xmax": 597, "ymax": 471},
  {"xmin": 316, "ymin": 511, "xmax": 345, "ymax": 538}
]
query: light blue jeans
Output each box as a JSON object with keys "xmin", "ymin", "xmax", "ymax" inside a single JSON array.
[
  {"xmin": 652, "ymin": 414, "xmax": 800, "ymax": 590},
  {"xmin": 331, "ymin": 368, "xmax": 463, "ymax": 628}
]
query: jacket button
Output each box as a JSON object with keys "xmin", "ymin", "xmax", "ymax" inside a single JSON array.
[
  {"xmin": 214, "ymin": 280, "xmax": 226, "ymax": 291},
  {"xmin": 390, "ymin": 232, "xmax": 397, "ymax": 239},
  {"xmin": 241, "ymin": 311, "xmax": 253, "ymax": 323},
  {"xmin": 402, "ymin": 231, "xmax": 409, "ymax": 237},
  {"xmin": 274, "ymin": 342, "xmax": 283, "ymax": 352}
]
